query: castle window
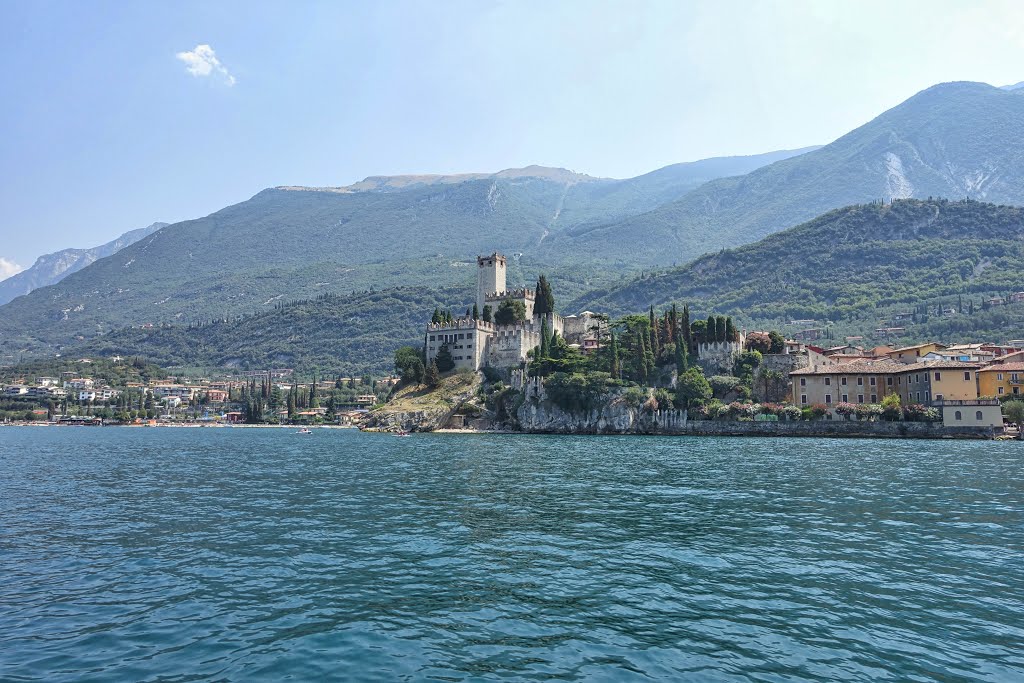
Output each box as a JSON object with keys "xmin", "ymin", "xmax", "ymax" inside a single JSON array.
[
  {"xmin": 976, "ymin": 411, "xmax": 984, "ymax": 421},
  {"xmin": 955, "ymin": 410, "xmax": 962, "ymax": 421}
]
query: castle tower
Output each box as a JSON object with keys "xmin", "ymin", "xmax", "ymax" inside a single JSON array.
[{"xmin": 477, "ymin": 252, "xmax": 506, "ymax": 313}]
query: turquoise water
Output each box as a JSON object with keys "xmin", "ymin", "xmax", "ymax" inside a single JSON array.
[{"xmin": 1, "ymin": 428, "xmax": 1022, "ymax": 681}]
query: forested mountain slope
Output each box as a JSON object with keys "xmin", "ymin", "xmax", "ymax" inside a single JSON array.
[{"xmin": 575, "ymin": 198, "xmax": 1024, "ymax": 346}]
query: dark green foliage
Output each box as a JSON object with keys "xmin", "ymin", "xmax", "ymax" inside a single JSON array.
[
  {"xmin": 494, "ymin": 299, "xmax": 527, "ymax": 326},
  {"xmin": 72, "ymin": 286, "xmax": 470, "ymax": 377},
  {"xmin": 675, "ymin": 368, "xmax": 713, "ymax": 408},
  {"xmin": 768, "ymin": 331, "xmax": 785, "ymax": 354},
  {"xmin": 435, "ymin": 344, "xmax": 455, "ymax": 373},
  {"xmin": 394, "ymin": 346, "xmax": 425, "ymax": 385},
  {"xmin": 577, "ymin": 199, "xmax": 1024, "ymax": 346},
  {"xmin": 534, "ymin": 275, "xmax": 555, "ymax": 317},
  {"xmin": 481, "ymin": 305, "xmax": 493, "ymax": 323},
  {"xmin": 424, "ymin": 361, "xmax": 440, "ymax": 387},
  {"xmin": 544, "ymin": 371, "xmax": 617, "ymax": 414}
]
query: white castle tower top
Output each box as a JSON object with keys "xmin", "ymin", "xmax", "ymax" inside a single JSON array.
[{"xmin": 477, "ymin": 252, "xmax": 507, "ymax": 313}]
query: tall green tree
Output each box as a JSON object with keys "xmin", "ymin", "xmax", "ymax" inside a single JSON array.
[
  {"xmin": 482, "ymin": 305, "xmax": 493, "ymax": 323},
  {"xmin": 534, "ymin": 275, "xmax": 555, "ymax": 317}
]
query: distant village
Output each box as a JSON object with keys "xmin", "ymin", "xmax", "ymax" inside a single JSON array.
[
  {"xmin": 0, "ymin": 364, "xmax": 398, "ymax": 426},
  {"xmin": 2, "ymin": 251, "xmax": 1023, "ymax": 436}
]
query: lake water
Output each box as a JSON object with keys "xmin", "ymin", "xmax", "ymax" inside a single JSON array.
[{"xmin": 1, "ymin": 428, "xmax": 1022, "ymax": 681}]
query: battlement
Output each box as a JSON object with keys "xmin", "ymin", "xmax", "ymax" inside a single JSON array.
[
  {"xmin": 426, "ymin": 318, "xmax": 496, "ymax": 332},
  {"xmin": 477, "ymin": 252, "xmax": 506, "ymax": 267},
  {"xmin": 485, "ymin": 288, "xmax": 536, "ymax": 300}
]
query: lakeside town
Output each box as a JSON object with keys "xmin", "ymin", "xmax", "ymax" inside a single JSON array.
[{"xmin": 6, "ymin": 251, "xmax": 1021, "ymax": 439}]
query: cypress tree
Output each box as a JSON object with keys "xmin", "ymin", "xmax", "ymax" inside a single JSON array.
[
  {"xmin": 610, "ymin": 330, "xmax": 621, "ymax": 379},
  {"xmin": 682, "ymin": 304, "xmax": 691, "ymax": 353},
  {"xmin": 539, "ymin": 316, "xmax": 551, "ymax": 359},
  {"xmin": 534, "ymin": 275, "xmax": 555, "ymax": 317},
  {"xmin": 424, "ymin": 361, "xmax": 440, "ymax": 387},
  {"xmin": 431, "ymin": 308, "xmax": 441, "ymax": 324},
  {"xmin": 482, "ymin": 305, "xmax": 493, "ymax": 323},
  {"xmin": 707, "ymin": 315, "xmax": 716, "ymax": 343},
  {"xmin": 472, "ymin": 303, "xmax": 479, "ymax": 320},
  {"xmin": 725, "ymin": 317, "xmax": 736, "ymax": 343}
]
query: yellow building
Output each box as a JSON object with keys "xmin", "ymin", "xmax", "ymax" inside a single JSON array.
[
  {"xmin": 791, "ymin": 359, "xmax": 981, "ymax": 410},
  {"xmin": 888, "ymin": 342, "xmax": 947, "ymax": 364},
  {"xmin": 977, "ymin": 362, "xmax": 1024, "ymax": 398}
]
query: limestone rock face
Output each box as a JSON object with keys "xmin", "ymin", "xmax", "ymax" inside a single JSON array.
[{"xmin": 515, "ymin": 393, "xmax": 687, "ymax": 435}]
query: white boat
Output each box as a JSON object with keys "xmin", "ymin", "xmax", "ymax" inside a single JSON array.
[{"xmin": 297, "ymin": 428, "xmax": 313, "ymax": 434}]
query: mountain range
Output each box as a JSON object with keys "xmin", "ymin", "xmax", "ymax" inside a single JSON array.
[
  {"xmin": 3, "ymin": 80, "xmax": 1024, "ymax": 372},
  {"xmin": 0, "ymin": 223, "xmax": 167, "ymax": 306}
]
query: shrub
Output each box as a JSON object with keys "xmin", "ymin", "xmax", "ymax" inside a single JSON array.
[
  {"xmin": 782, "ymin": 405, "xmax": 803, "ymax": 421},
  {"xmin": 808, "ymin": 404, "xmax": 828, "ymax": 419},
  {"xmin": 653, "ymin": 388, "xmax": 674, "ymax": 411},
  {"xmin": 623, "ymin": 386, "xmax": 646, "ymax": 408},
  {"xmin": 834, "ymin": 402, "xmax": 857, "ymax": 419},
  {"xmin": 880, "ymin": 393, "xmax": 902, "ymax": 421},
  {"xmin": 855, "ymin": 403, "xmax": 883, "ymax": 420}
]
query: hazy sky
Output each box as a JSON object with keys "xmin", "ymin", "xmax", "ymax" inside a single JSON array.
[{"xmin": 1, "ymin": 0, "xmax": 1023, "ymax": 273}]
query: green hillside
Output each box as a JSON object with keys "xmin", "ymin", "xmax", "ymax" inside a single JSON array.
[
  {"xmin": 556, "ymin": 82, "xmax": 1024, "ymax": 266},
  {"xmin": 0, "ymin": 152, "xmax": 810, "ymax": 358},
  {"xmin": 574, "ymin": 198, "xmax": 1024, "ymax": 346},
  {"xmin": 76, "ymin": 287, "xmax": 473, "ymax": 376}
]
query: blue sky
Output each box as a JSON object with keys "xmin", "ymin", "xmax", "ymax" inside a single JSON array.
[{"xmin": 1, "ymin": 0, "xmax": 1023, "ymax": 274}]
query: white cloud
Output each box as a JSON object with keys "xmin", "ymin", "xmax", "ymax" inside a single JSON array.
[
  {"xmin": 0, "ymin": 257, "xmax": 23, "ymax": 280},
  {"xmin": 175, "ymin": 44, "xmax": 236, "ymax": 86}
]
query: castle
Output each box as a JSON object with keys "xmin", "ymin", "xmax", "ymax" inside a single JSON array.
[{"xmin": 425, "ymin": 253, "xmax": 600, "ymax": 371}]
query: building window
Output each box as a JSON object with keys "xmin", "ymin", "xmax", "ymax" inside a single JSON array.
[
  {"xmin": 998, "ymin": 387, "xmax": 1005, "ymax": 395},
  {"xmin": 857, "ymin": 377, "xmax": 863, "ymax": 386},
  {"xmin": 429, "ymin": 335, "xmax": 435, "ymax": 341},
  {"xmin": 887, "ymin": 377, "xmax": 893, "ymax": 386},
  {"xmin": 916, "ymin": 392, "xmax": 921, "ymax": 401},
  {"xmin": 825, "ymin": 394, "xmax": 832, "ymax": 404},
  {"xmin": 998, "ymin": 373, "xmax": 1004, "ymax": 381},
  {"xmin": 842, "ymin": 394, "xmax": 848, "ymax": 402},
  {"xmin": 871, "ymin": 394, "xmax": 877, "ymax": 402},
  {"xmin": 964, "ymin": 371, "xmax": 971, "ymax": 381},
  {"xmin": 915, "ymin": 374, "xmax": 920, "ymax": 383},
  {"xmin": 955, "ymin": 410, "xmax": 962, "ymax": 421},
  {"xmin": 800, "ymin": 378, "xmax": 806, "ymax": 387},
  {"xmin": 934, "ymin": 372, "xmax": 941, "ymax": 381},
  {"xmin": 976, "ymin": 411, "xmax": 983, "ymax": 421},
  {"xmin": 858, "ymin": 395, "xmax": 864, "ymax": 403},
  {"xmin": 870, "ymin": 377, "xmax": 876, "ymax": 386},
  {"xmin": 824, "ymin": 377, "xmax": 831, "ymax": 386},
  {"xmin": 1015, "ymin": 387, "xmax": 1020, "ymax": 395},
  {"xmin": 841, "ymin": 377, "xmax": 847, "ymax": 385},
  {"xmin": 800, "ymin": 395, "xmax": 807, "ymax": 405}
]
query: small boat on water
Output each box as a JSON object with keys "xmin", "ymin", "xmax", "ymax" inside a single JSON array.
[
  {"xmin": 297, "ymin": 428, "xmax": 313, "ymax": 434},
  {"xmin": 394, "ymin": 430, "xmax": 410, "ymax": 437}
]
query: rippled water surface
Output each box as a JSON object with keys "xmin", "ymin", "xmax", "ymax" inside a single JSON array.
[{"xmin": 2, "ymin": 428, "xmax": 1023, "ymax": 681}]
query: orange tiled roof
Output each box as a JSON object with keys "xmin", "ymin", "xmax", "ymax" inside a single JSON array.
[{"xmin": 979, "ymin": 362, "xmax": 1024, "ymax": 372}]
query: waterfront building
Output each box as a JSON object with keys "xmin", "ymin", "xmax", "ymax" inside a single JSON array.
[{"xmin": 977, "ymin": 362, "xmax": 1024, "ymax": 398}]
